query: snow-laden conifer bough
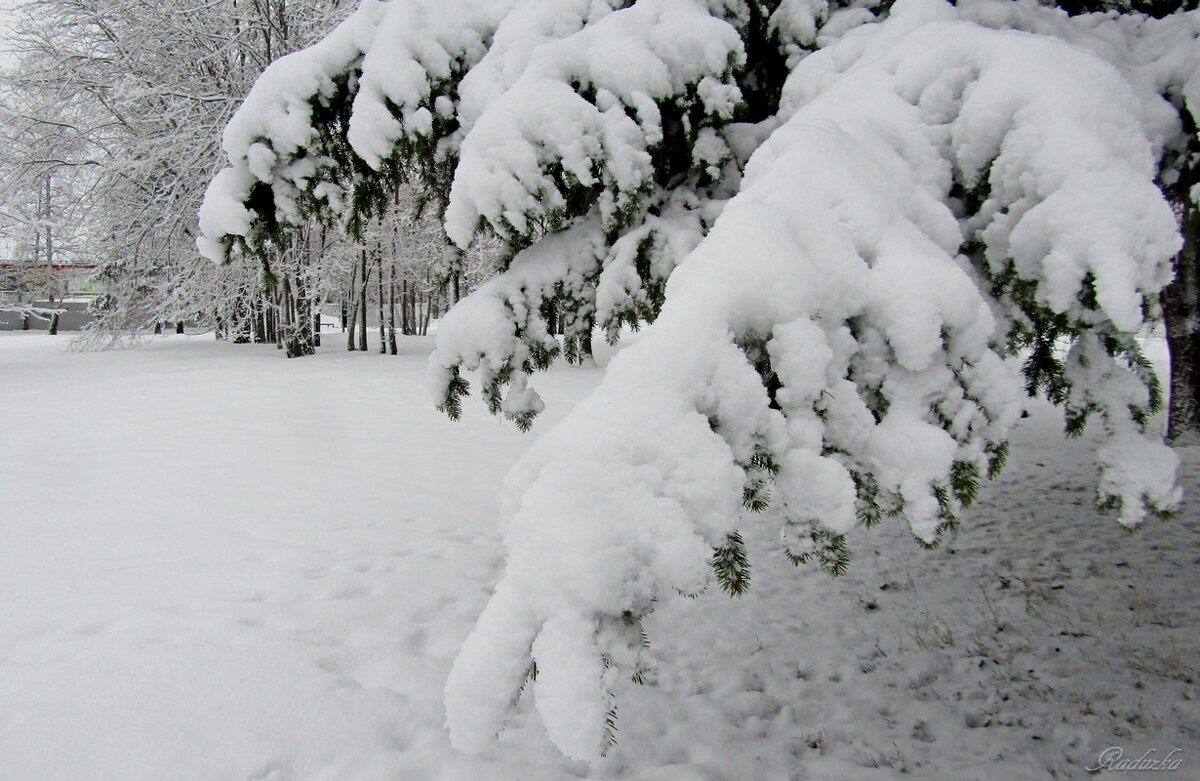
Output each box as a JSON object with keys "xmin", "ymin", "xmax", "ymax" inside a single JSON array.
[{"xmin": 198, "ymin": 0, "xmax": 1200, "ymax": 761}]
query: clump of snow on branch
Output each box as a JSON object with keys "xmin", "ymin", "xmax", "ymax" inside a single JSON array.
[
  {"xmin": 428, "ymin": 219, "xmax": 606, "ymax": 426},
  {"xmin": 424, "ymin": 0, "xmax": 762, "ymax": 423},
  {"xmin": 443, "ymin": 0, "xmax": 743, "ymax": 246},
  {"xmin": 444, "ymin": 0, "xmax": 1185, "ymax": 760},
  {"xmin": 199, "ymin": 0, "xmax": 522, "ymax": 258}
]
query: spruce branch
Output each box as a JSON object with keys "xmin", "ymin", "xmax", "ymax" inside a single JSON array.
[{"xmin": 711, "ymin": 531, "xmax": 751, "ymax": 596}]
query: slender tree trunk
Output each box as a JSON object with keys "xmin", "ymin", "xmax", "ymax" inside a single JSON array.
[
  {"xmin": 282, "ymin": 276, "xmax": 299, "ymax": 357},
  {"xmin": 215, "ymin": 280, "xmax": 229, "ymax": 340},
  {"xmin": 308, "ymin": 231, "xmax": 322, "ymax": 349},
  {"xmin": 388, "ymin": 264, "xmax": 398, "ymax": 354},
  {"xmin": 421, "ymin": 286, "xmax": 433, "ymax": 336},
  {"xmin": 346, "ymin": 259, "xmax": 359, "ymax": 350},
  {"xmin": 401, "ymin": 278, "xmax": 411, "ymax": 335},
  {"xmin": 233, "ymin": 295, "xmax": 251, "ymax": 344},
  {"xmin": 297, "ymin": 276, "xmax": 315, "ymax": 356},
  {"xmin": 294, "ymin": 276, "xmax": 305, "ymax": 348},
  {"xmin": 251, "ymin": 294, "xmax": 264, "ymax": 343},
  {"xmin": 295, "ymin": 235, "xmax": 314, "ymax": 356},
  {"xmin": 49, "ymin": 312, "xmax": 59, "ymax": 335},
  {"xmin": 282, "ymin": 277, "xmax": 293, "ymax": 356},
  {"xmin": 176, "ymin": 322, "xmax": 184, "ymax": 335},
  {"xmin": 44, "ymin": 175, "xmax": 54, "ymax": 284},
  {"xmin": 1164, "ymin": 195, "xmax": 1200, "ymax": 442},
  {"xmin": 581, "ymin": 314, "xmax": 594, "ymax": 360},
  {"xmin": 377, "ymin": 251, "xmax": 386, "ymax": 354},
  {"xmin": 272, "ymin": 289, "xmax": 282, "ymax": 349},
  {"xmin": 445, "ymin": 240, "xmax": 463, "ymax": 304},
  {"xmin": 358, "ymin": 248, "xmax": 369, "ymax": 352},
  {"xmin": 424, "ymin": 291, "xmax": 439, "ymax": 333}
]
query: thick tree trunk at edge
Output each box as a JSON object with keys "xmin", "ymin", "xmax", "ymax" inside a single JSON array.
[{"xmin": 1164, "ymin": 195, "xmax": 1200, "ymax": 442}]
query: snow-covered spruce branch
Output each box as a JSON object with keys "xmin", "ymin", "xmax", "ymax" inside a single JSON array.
[
  {"xmin": 197, "ymin": 0, "xmax": 1197, "ymax": 762},
  {"xmin": 446, "ymin": 1, "xmax": 1186, "ymax": 760},
  {"xmin": 199, "ymin": 0, "xmax": 796, "ymax": 396}
]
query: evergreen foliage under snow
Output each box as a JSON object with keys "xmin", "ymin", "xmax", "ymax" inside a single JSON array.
[{"xmin": 198, "ymin": 0, "xmax": 1200, "ymax": 760}]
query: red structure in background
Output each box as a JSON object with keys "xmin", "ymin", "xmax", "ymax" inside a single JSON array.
[{"xmin": 0, "ymin": 262, "xmax": 98, "ymax": 270}]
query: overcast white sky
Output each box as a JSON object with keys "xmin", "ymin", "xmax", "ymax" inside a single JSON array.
[{"xmin": 0, "ymin": 1, "xmax": 23, "ymax": 68}]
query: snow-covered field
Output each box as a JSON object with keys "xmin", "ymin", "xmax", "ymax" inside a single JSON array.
[{"xmin": 2, "ymin": 331, "xmax": 1197, "ymax": 780}]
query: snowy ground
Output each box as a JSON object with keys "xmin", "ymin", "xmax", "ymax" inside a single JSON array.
[{"xmin": 2, "ymin": 331, "xmax": 1197, "ymax": 780}]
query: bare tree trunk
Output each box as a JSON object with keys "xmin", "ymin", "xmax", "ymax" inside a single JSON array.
[
  {"xmin": 251, "ymin": 294, "xmax": 265, "ymax": 343},
  {"xmin": 1163, "ymin": 117, "xmax": 1200, "ymax": 443},
  {"xmin": 421, "ymin": 274, "xmax": 433, "ymax": 336},
  {"xmin": 445, "ymin": 240, "xmax": 463, "ymax": 304},
  {"xmin": 44, "ymin": 175, "xmax": 54, "ymax": 294},
  {"xmin": 233, "ymin": 294, "xmax": 252, "ymax": 344},
  {"xmin": 297, "ymin": 284, "xmax": 309, "ymax": 354},
  {"xmin": 417, "ymin": 270, "xmax": 428, "ymax": 336},
  {"xmin": 1165, "ymin": 196, "xmax": 1200, "ymax": 441},
  {"xmin": 281, "ymin": 276, "xmax": 293, "ymax": 356},
  {"xmin": 401, "ymin": 278, "xmax": 411, "ymax": 335},
  {"xmin": 283, "ymin": 275, "xmax": 302, "ymax": 358},
  {"xmin": 388, "ymin": 263, "xmax": 398, "ymax": 354},
  {"xmin": 296, "ymin": 274, "xmax": 315, "ymax": 357},
  {"xmin": 346, "ymin": 259, "xmax": 359, "ymax": 351},
  {"xmin": 309, "ymin": 231, "xmax": 322, "ymax": 348},
  {"xmin": 271, "ymin": 287, "xmax": 282, "ymax": 349},
  {"xmin": 581, "ymin": 313, "xmax": 594, "ymax": 360},
  {"xmin": 377, "ymin": 250, "xmax": 386, "ymax": 353},
  {"xmin": 358, "ymin": 248, "xmax": 369, "ymax": 352}
]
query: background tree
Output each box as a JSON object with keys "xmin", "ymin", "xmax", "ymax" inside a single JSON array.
[
  {"xmin": 3, "ymin": 0, "xmax": 487, "ymax": 351},
  {"xmin": 0, "ymin": 54, "xmax": 94, "ymax": 305},
  {"xmin": 1, "ymin": 0, "xmax": 356, "ymax": 343},
  {"xmin": 199, "ymin": 0, "xmax": 1198, "ymax": 760}
]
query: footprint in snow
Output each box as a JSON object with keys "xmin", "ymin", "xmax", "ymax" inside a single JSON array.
[{"xmin": 327, "ymin": 584, "xmax": 371, "ymax": 600}]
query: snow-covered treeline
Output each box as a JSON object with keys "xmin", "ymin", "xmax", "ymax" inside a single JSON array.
[
  {"xmin": 0, "ymin": 0, "xmax": 493, "ymax": 345},
  {"xmin": 197, "ymin": 0, "xmax": 1200, "ymax": 762}
]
